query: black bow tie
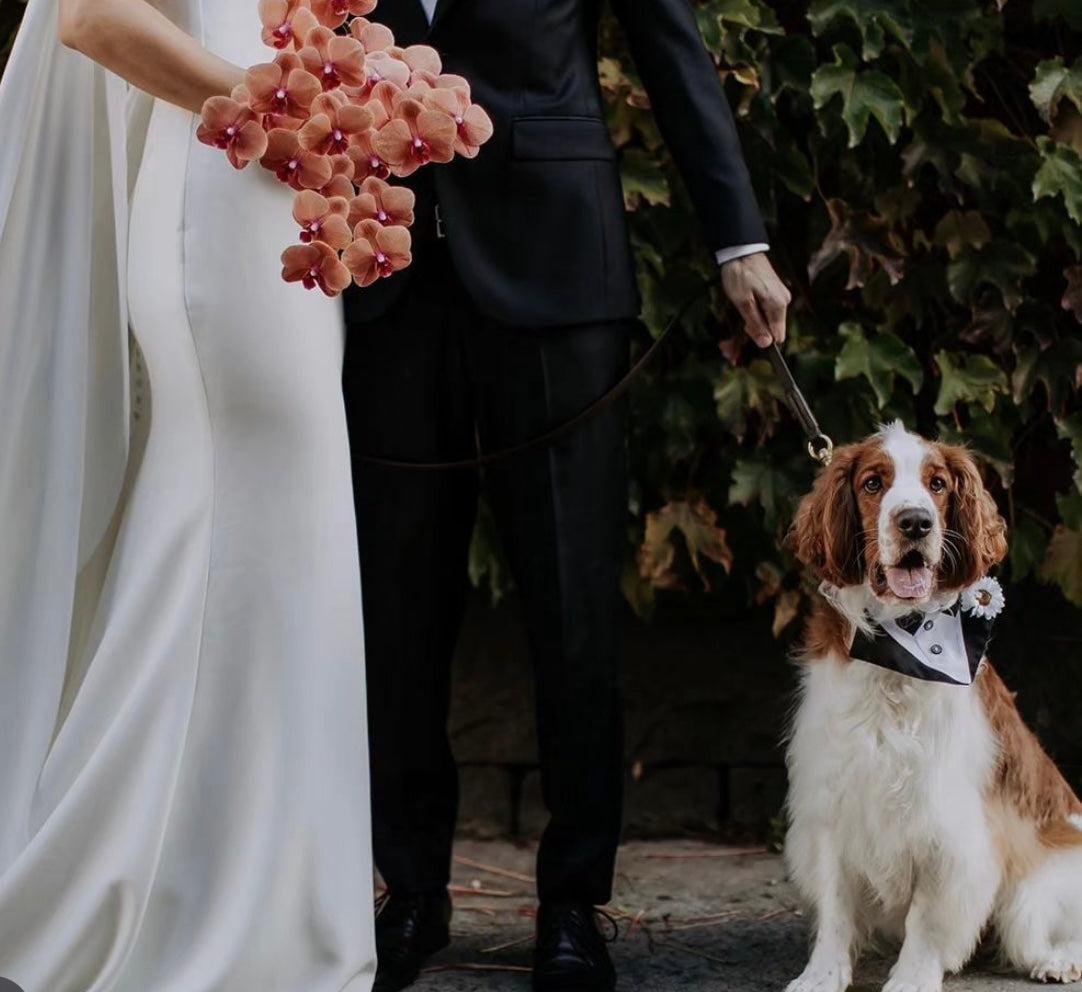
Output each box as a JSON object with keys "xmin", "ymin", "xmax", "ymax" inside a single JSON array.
[{"xmin": 895, "ymin": 612, "xmax": 925, "ymax": 635}]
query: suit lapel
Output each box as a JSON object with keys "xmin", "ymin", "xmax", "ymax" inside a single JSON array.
[
  {"xmin": 371, "ymin": 0, "xmax": 430, "ymax": 43},
  {"xmin": 429, "ymin": 0, "xmax": 464, "ymax": 34}
]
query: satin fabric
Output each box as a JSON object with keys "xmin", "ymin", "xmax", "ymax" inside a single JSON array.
[{"xmin": 0, "ymin": 3, "xmax": 375, "ymax": 990}]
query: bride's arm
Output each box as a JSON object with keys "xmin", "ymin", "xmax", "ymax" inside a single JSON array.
[{"xmin": 59, "ymin": 0, "xmax": 244, "ymax": 113}]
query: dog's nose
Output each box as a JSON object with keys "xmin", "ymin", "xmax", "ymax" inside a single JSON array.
[{"xmin": 897, "ymin": 507, "xmax": 934, "ymax": 539}]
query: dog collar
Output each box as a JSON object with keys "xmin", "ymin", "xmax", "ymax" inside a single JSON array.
[{"xmin": 852, "ymin": 606, "xmax": 995, "ymax": 686}]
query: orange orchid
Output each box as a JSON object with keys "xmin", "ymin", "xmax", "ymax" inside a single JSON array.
[
  {"xmin": 197, "ymin": 97, "xmax": 268, "ymax": 169},
  {"xmin": 261, "ymin": 128, "xmax": 334, "ymax": 190},
  {"xmin": 293, "ymin": 191, "xmax": 354, "ymax": 250},
  {"xmin": 298, "ymin": 27, "xmax": 368, "ymax": 91},
  {"xmin": 361, "ymin": 80, "xmax": 400, "ymax": 129},
  {"xmin": 246, "ymin": 53, "xmax": 321, "ymax": 118},
  {"xmin": 360, "ymin": 52, "xmax": 412, "ymax": 92},
  {"xmin": 299, "ymin": 94, "xmax": 374, "ymax": 156},
  {"xmin": 282, "ymin": 242, "xmax": 352, "ymax": 296},
  {"xmin": 349, "ymin": 18, "xmax": 395, "ymax": 54},
  {"xmin": 343, "ymin": 219, "xmax": 412, "ymax": 287},
  {"xmin": 310, "ymin": 0, "xmax": 377, "ymax": 30},
  {"xmin": 203, "ymin": 2, "xmax": 492, "ymax": 296},
  {"xmin": 373, "ymin": 99, "xmax": 456, "ymax": 177},
  {"xmin": 422, "ymin": 87, "xmax": 494, "ymax": 159},
  {"xmin": 259, "ymin": 0, "xmax": 318, "ymax": 51},
  {"xmin": 320, "ymin": 154, "xmax": 357, "ymax": 199},
  {"xmin": 346, "ymin": 131, "xmax": 392, "ymax": 181},
  {"xmin": 399, "ymin": 46, "xmax": 443, "ymax": 76},
  {"xmin": 347, "ymin": 176, "xmax": 416, "ymax": 229}
]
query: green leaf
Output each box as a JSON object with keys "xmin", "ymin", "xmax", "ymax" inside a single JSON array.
[
  {"xmin": 835, "ymin": 323, "xmax": 923, "ymax": 409},
  {"xmin": 1056, "ymin": 413, "xmax": 1082, "ymax": 493},
  {"xmin": 934, "ymin": 210, "xmax": 992, "ymax": 260},
  {"xmin": 936, "ymin": 407, "xmax": 1014, "ymax": 484},
  {"xmin": 468, "ymin": 497, "xmax": 514, "ymax": 604},
  {"xmin": 1030, "ymin": 57, "xmax": 1082, "ymax": 124},
  {"xmin": 807, "ymin": 0, "xmax": 913, "ymax": 59},
  {"xmin": 934, "ymin": 351, "xmax": 1009, "ymax": 416},
  {"xmin": 947, "ymin": 240, "xmax": 1037, "ymax": 312},
  {"xmin": 713, "ymin": 360, "xmax": 787, "ymax": 443},
  {"xmin": 1039, "ymin": 525, "xmax": 1082, "ymax": 607},
  {"xmin": 1011, "ymin": 336, "xmax": 1082, "ymax": 413},
  {"xmin": 1059, "ymin": 489, "xmax": 1082, "ymax": 531},
  {"xmin": 808, "ymin": 198, "xmax": 906, "ymax": 288},
  {"xmin": 1033, "ymin": 136, "xmax": 1082, "ymax": 225},
  {"xmin": 729, "ymin": 459, "xmax": 795, "ymax": 528},
  {"xmin": 1008, "ymin": 514, "xmax": 1048, "ymax": 583},
  {"xmin": 810, "ymin": 44, "xmax": 906, "ymax": 147},
  {"xmin": 639, "ymin": 499, "xmax": 734, "ymax": 592},
  {"xmin": 714, "ymin": 0, "xmax": 783, "ymax": 34},
  {"xmin": 620, "ymin": 148, "xmax": 671, "ymax": 209}
]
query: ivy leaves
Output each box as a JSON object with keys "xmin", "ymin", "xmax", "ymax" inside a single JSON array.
[
  {"xmin": 810, "ymin": 44, "xmax": 905, "ymax": 147},
  {"xmin": 596, "ymin": 0, "xmax": 1082, "ymax": 615},
  {"xmin": 835, "ymin": 324, "xmax": 922, "ymax": 408},
  {"xmin": 1030, "ymin": 57, "xmax": 1082, "ymax": 124},
  {"xmin": 1033, "ymin": 137, "xmax": 1082, "ymax": 225}
]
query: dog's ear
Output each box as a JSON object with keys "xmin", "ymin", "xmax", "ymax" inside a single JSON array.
[
  {"xmin": 937, "ymin": 444, "xmax": 1008, "ymax": 589},
  {"xmin": 787, "ymin": 446, "xmax": 864, "ymax": 587}
]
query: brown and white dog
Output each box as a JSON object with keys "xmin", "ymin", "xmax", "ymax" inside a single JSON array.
[{"xmin": 783, "ymin": 422, "xmax": 1082, "ymax": 992}]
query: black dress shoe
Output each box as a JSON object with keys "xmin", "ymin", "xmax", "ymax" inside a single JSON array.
[
  {"xmin": 532, "ymin": 901, "xmax": 617, "ymax": 992},
  {"xmin": 373, "ymin": 888, "xmax": 452, "ymax": 992}
]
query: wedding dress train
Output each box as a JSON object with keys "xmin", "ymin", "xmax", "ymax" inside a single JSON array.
[{"xmin": 0, "ymin": 2, "xmax": 375, "ymax": 990}]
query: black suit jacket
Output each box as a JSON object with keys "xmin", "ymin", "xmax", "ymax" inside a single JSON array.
[{"xmin": 343, "ymin": 0, "xmax": 767, "ymax": 328}]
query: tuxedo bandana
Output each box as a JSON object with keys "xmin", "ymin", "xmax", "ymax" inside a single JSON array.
[{"xmin": 852, "ymin": 605, "xmax": 996, "ymax": 686}]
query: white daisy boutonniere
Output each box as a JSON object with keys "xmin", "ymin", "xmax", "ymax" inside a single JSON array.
[{"xmin": 961, "ymin": 576, "xmax": 1006, "ymax": 620}]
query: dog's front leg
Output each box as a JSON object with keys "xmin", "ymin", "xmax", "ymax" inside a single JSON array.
[
  {"xmin": 883, "ymin": 845, "xmax": 998, "ymax": 992},
  {"xmin": 786, "ymin": 824, "xmax": 856, "ymax": 992}
]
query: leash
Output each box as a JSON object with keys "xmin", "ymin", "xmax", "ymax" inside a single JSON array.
[
  {"xmin": 357, "ymin": 288, "xmax": 832, "ymax": 470},
  {"xmin": 765, "ymin": 343, "xmax": 834, "ymax": 466}
]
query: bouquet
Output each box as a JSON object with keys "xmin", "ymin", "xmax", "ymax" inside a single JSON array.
[{"xmin": 196, "ymin": 0, "xmax": 493, "ymax": 296}]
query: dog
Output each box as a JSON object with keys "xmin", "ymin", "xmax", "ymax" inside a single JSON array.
[{"xmin": 783, "ymin": 421, "xmax": 1082, "ymax": 992}]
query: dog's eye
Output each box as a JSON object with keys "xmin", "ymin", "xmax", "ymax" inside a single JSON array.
[
  {"xmin": 930, "ymin": 476, "xmax": 947, "ymax": 493},
  {"xmin": 862, "ymin": 476, "xmax": 882, "ymax": 494}
]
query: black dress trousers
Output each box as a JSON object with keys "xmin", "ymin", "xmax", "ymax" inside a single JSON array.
[{"xmin": 343, "ymin": 242, "xmax": 630, "ymax": 905}]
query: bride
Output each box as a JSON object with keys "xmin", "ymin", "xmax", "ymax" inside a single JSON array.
[{"xmin": 0, "ymin": 1, "xmax": 376, "ymax": 990}]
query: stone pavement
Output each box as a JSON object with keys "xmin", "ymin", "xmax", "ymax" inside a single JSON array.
[{"xmin": 411, "ymin": 839, "xmax": 1035, "ymax": 992}]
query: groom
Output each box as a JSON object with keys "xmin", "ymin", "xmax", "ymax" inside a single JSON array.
[{"xmin": 341, "ymin": 1, "xmax": 789, "ymax": 990}]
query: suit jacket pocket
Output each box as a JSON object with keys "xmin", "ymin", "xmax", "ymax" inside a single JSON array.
[{"xmin": 510, "ymin": 116, "xmax": 616, "ymax": 161}]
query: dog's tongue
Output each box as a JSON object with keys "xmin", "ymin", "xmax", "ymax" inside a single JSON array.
[{"xmin": 884, "ymin": 566, "xmax": 933, "ymax": 600}]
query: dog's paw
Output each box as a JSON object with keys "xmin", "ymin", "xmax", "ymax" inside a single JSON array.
[
  {"xmin": 1030, "ymin": 946, "xmax": 1082, "ymax": 984},
  {"xmin": 785, "ymin": 961, "xmax": 852, "ymax": 992},
  {"xmin": 881, "ymin": 969, "xmax": 943, "ymax": 992}
]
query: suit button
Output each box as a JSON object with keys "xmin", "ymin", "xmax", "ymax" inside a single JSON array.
[
  {"xmin": 923, "ymin": 620, "xmax": 934, "ymax": 631},
  {"xmin": 930, "ymin": 644, "xmax": 943, "ymax": 655}
]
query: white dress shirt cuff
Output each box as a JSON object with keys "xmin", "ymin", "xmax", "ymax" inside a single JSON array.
[{"xmin": 715, "ymin": 243, "xmax": 770, "ymax": 267}]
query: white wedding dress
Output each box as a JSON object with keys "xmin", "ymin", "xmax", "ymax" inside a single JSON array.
[{"xmin": 0, "ymin": 2, "xmax": 375, "ymax": 990}]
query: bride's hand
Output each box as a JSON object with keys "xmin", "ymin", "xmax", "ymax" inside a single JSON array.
[{"xmin": 59, "ymin": 0, "xmax": 244, "ymax": 113}]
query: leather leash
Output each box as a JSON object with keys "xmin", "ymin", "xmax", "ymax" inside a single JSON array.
[
  {"xmin": 357, "ymin": 288, "xmax": 832, "ymax": 470},
  {"xmin": 766, "ymin": 343, "xmax": 834, "ymax": 466}
]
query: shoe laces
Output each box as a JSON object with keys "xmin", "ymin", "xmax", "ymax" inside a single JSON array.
[{"xmin": 539, "ymin": 903, "xmax": 620, "ymax": 954}]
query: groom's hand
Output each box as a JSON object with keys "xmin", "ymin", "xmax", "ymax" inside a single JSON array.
[{"xmin": 720, "ymin": 252, "xmax": 791, "ymax": 349}]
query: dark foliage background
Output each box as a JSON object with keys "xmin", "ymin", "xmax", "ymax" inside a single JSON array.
[
  {"xmin": 4, "ymin": 1, "xmax": 1081, "ymax": 638},
  {"xmin": 587, "ymin": 0, "xmax": 1082, "ymax": 639}
]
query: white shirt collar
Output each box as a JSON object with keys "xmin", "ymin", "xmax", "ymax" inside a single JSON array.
[{"xmin": 421, "ymin": 0, "xmax": 438, "ymax": 22}]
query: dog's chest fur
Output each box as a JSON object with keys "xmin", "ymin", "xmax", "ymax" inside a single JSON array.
[{"xmin": 787, "ymin": 655, "xmax": 998, "ymax": 914}]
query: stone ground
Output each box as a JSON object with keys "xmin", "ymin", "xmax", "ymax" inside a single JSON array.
[{"xmin": 411, "ymin": 839, "xmax": 1035, "ymax": 992}]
